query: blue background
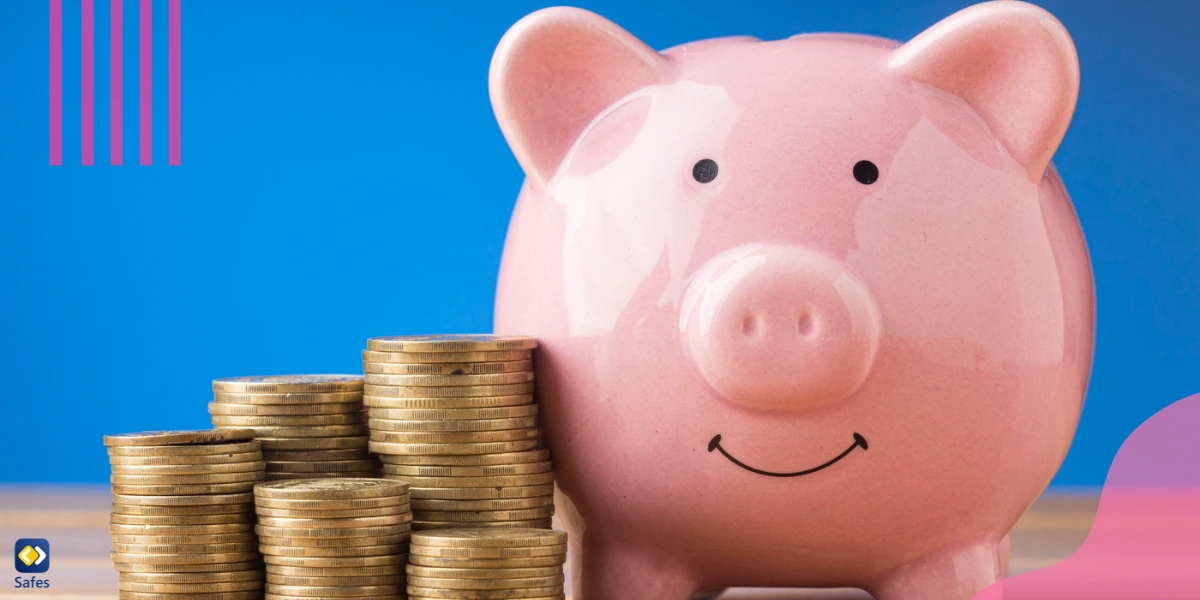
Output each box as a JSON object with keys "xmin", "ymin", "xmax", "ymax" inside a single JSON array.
[{"xmin": 0, "ymin": 0, "xmax": 1196, "ymax": 485}]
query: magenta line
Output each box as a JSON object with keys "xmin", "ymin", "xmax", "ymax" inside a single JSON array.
[
  {"xmin": 169, "ymin": 0, "xmax": 180, "ymax": 165},
  {"xmin": 82, "ymin": 0, "xmax": 94, "ymax": 165},
  {"xmin": 139, "ymin": 0, "xmax": 151, "ymax": 165},
  {"xmin": 50, "ymin": 0, "xmax": 62, "ymax": 166},
  {"xmin": 111, "ymin": 0, "xmax": 123, "ymax": 165}
]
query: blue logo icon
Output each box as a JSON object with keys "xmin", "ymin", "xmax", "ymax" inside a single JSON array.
[{"xmin": 14, "ymin": 539, "xmax": 49, "ymax": 574}]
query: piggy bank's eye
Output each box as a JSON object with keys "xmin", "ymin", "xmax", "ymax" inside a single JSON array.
[
  {"xmin": 853, "ymin": 160, "xmax": 879, "ymax": 185},
  {"xmin": 693, "ymin": 159, "xmax": 718, "ymax": 184}
]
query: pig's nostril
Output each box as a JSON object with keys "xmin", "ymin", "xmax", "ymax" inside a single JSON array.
[
  {"xmin": 742, "ymin": 315, "xmax": 762, "ymax": 338},
  {"xmin": 796, "ymin": 313, "xmax": 814, "ymax": 337}
]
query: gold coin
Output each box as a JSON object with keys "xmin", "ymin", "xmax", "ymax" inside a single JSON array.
[
  {"xmin": 256, "ymin": 513, "xmax": 410, "ymax": 528},
  {"xmin": 406, "ymin": 584, "xmax": 562, "ymax": 599},
  {"xmin": 263, "ymin": 471, "xmax": 379, "ymax": 482},
  {"xmin": 363, "ymin": 360, "xmax": 533, "ymax": 375},
  {"xmin": 108, "ymin": 440, "xmax": 261, "ymax": 456},
  {"xmin": 262, "ymin": 448, "xmax": 370, "ymax": 461},
  {"xmin": 256, "ymin": 436, "xmax": 368, "ymax": 451},
  {"xmin": 118, "ymin": 589, "xmax": 264, "ymax": 600},
  {"xmin": 258, "ymin": 543, "xmax": 404, "ymax": 557},
  {"xmin": 255, "ymin": 524, "xmax": 410, "ymax": 539},
  {"xmin": 407, "ymin": 554, "xmax": 563, "ymax": 569},
  {"xmin": 405, "ymin": 564, "xmax": 562, "ymax": 579},
  {"xmin": 110, "ymin": 481, "xmax": 258, "ymax": 495},
  {"xmin": 368, "ymin": 404, "xmax": 538, "ymax": 421},
  {"xmin": 267, "ymin": 584, "xmax": 402, "ymax": 597},
  {"xmin": 367, "ymin": 335, "xmax": 537, "ymax": 353},
  {"xmin": 406, "ymin": 574, "xmax": 564, "ymax": 590},
  {"xmin": 111, "ymin": 460, "xmax": 265, "ymax": 475},
  {"xmin": 369, "ymin": 416, "xmax": 538, "ymax": 433},
  {"xmin": 255, "ymin": 478, "xmax": 407, "ymax": 500},
  {"xmin": 253, "ymin": 503, "xmax": 408, "ymax": 518},
  {"xmin": 412, "ymin": 518, "xmax": 553, "ymax": 531},
  {"xmin": 104, "ymin": 429, "xmax": 256, "ymax": 447},
  {"xmin": 111, "ymin": 470, "xmax": 264, "ymax": 485},
  {"xmin": 111, "ymin": 532, "xmax": 256, "ymax": 544},
  {"xmin": 108, "ymin": 451, "xmax": 264, "ymax": 466},
  {"xmin": 363, "ymin": 349, "xmax": 531, "ymax": 363},
  {"xmin": 390, "ymin": 472, "xmax": 553, "ymax": 489},
  {"xmin": 369, "ymin": 429, "xmax": 538, "ymax": 444},
  {"xmin": 262, "ymin": 554, "xmax": 406, "ymax": 568},
  {"xmin": 403, "ymin": 483, "xmax": 554, "ymax": 501},
  {"xmin": 212, "ymin": 375, "xmax": 364, "ymax": 394},
  {"xmin": 211, "ymin": 413, "xmax": 364, "ymax": 426},
  {"xmin": 110, "ymin": 523, "xmax": 255, "ymax": 536},
  {"xmin": 212, "ymin": 391, "xmax": 363, "ymax": 405},
  {"xmin": 411, "ymin": 496, "xmax": 553, "ymax": 511},
  {"xmin": 412, "ymin": 507, "xmax": 553, "ymax": 522},
  {"xmin": 364, "ymin": 383, "xmax": 534, "ymax": 398},
  {"xmin": 118, "ymin": 570, "xmax": 263, "ymax": 583},
  {"xmin": 264, "ymin": 459, "xmax": 380, "ymax": 473},
  {"xmin": 111, "ymin": 541, "xmax": 259, "ymax": 554},
  {"xmin": 266, "ymin": 563, "xmax": 404, "ymax": 576},
  {"xmin": 111, "ymin": 559, "xmax": 262, "ymax": 573},
  {"xmin": 256, "ymin": 533, "xmax": 409, "ymax": 548},
  {"xmin": 209, "ymin": 401, "xmax": 362, "ymax": 416},
  {"xmin": 379, "ymin": 449, "xmax": 550, "ymax": 467},
  {"xmin": 111, "ymin": 550, "xmax": 261, "ymax": 565},
  {"xmin": 383, "ymin": 462, "xmax": 549, "ymax": 477},
  {"xmin": 363, "ymin": 371, "xmax": 534, "ymax": 387},
  {"xmin": 117, "ymin": 580, "xmax": 263, "ymax": 593},
  {"xmin": 112, "ymin": 502, "xmax": 252, "ymax": 516},
  {"xmin": 253, "ymin": 495, "xmax": 408, "ymax": 511},
  {"xmin": 364, "ymin": 395, "xmax": 533, "ymax": 410},
  {"xmin": 265, "ymin": 573, "xmax": 401, "ymax": 585},
  {"xmin": 239, "ymin": 424, "xmax": 369, "ymax": 438},
  {"xmin": 412, "ymin": 529, "xmax": 565, "ymax": 549},
  {"xmin": 111, "ymin": 492, "xmax": 255, "ymax": 506},
  {"xmin": 111, "ymin": 512, "xmax": 255, "ymax": 525},
  {"xmin": 370, "ymin": 439, "xmax": 538, "ymax": 456}
]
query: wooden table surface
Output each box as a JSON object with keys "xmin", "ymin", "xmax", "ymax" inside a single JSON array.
[{"xmin": 0, "ymin": 486, "xmax": 1098, "ymax": 600}]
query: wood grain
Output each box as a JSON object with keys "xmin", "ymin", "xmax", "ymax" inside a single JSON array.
[{"xmin": 0, "ymin": 486, "xmax": 1097, "ymax": 600}]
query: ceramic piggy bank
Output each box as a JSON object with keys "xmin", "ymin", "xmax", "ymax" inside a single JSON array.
[{"xmin": 491, "ymin": 2, "xmax": 1094, "ymax": 599}]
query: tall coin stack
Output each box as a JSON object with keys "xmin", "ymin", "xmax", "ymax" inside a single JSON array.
[
  {"xmin": 209, "ymin": 375, "xmax": 381, "ymax": 481},
  {"xmin": 105, "ymin": 429, "xmax": 266, "ymax": 598},
  {"xmin": 362, "ymin": 335, "xmax": 555, "ymax": 531},
  {"xmin": 253, "ymin": 479, "xmax": 412, "ymax": 598},
  {"xmin": 407, "ymin": 529, "xmax": 567, "ymax": 599}
]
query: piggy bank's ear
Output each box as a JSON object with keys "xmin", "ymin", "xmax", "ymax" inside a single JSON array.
[
  {"xmin": 490, "ymin": 8, "xmax": 668, "ymax": 186},
  {"xmin": 889, "ymin": 1, "xmax": 1079, "ymax": 179}
]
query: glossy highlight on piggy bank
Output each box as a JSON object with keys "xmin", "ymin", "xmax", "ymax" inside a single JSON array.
[{"xmin": 490, "ymin": 2, "xmax": 1094, "ymax": 598}]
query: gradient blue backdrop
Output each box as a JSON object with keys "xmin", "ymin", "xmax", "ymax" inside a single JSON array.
[{"xmin": 1, "ymin": 0, "xmax": 1197, "ymax": 485}]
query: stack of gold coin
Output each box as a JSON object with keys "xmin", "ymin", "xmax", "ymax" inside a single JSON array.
[
  {"xmin": 362, "ymin": 335, "xmax": 554, "ymax": 531},
  {"xmin": 253, "ymin": 478, "xmax": 411, "ymax": 598},
  {"xmin": 407, "ymin": 529, "xmax": 566, "ymax": 599},
  {"xmin": 209, "ymin": 375, "xmax": 380, "ymax": 481},
  {"xmin": 104, "ymin": 429, "xmax": 266, "ymax": 598}
]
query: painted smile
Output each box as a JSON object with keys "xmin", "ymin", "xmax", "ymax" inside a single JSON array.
[{"xmin": 707, "ymin": 433, "xmax": 868, "ymax": 477}]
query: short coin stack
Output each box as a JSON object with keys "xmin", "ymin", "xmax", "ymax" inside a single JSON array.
[
  {"xmin": 362, "ymin": 335, "xmax": 554, "ymax": 531},
  {"xmin": 209, "ymin": 375, "xmax": 380, "ymax": 481},
  {"xmin": 105, "ymin": 429, "xmax": 265, "ymax": 599},
  {"xmin": 407, "ymin": 529, "xmax": 566, "ymax": 599},
  {"xmin": 253, "ymin": 479, "xmax": 412, "ymax": 599}
]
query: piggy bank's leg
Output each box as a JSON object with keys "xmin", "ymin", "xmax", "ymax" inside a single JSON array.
[
  {"xmin": 575, "ymin": 537, "xmax": 700, "ymax": 600},
  {"xmin": 870, "ymin": 542, "xmax": 1003, "ymax": 600},
  {"xmin": 998, "ymin": 532, "xmax": 1012, "ymax": 578}
]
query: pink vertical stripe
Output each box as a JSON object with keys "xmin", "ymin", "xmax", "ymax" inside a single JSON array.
[
  {"xmin": 139, "ymin": 0, "xmax": 151, "ymax": 165},
  {"xmin": 169, "ymin": 0, "xmax": 180, "ymax": 165},
  {"xmin": 50, "ymin": 0, "xmax": 62, "ymax": 165},
  {"xmin": 82, "ymin": 0, "xmax": 94, "ymax": 165},
  {"xmin": 111, "ymin": 0, "xmax": 123, "ymax": 165}
]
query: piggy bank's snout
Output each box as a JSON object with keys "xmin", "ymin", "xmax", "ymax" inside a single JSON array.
[{"xmin": 681, "ymin": 245, "xmax": 881, "ymax": 412}]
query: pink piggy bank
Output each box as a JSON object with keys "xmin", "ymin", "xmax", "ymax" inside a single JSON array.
[{"xmin": 491, "ymin": 2, "xmax": 1094, "ymax": 599}]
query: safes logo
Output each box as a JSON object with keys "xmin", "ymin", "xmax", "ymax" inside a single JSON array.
[{"xmin": 14, "ymin": 540, "xmax": 48, "ymax": 574}]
